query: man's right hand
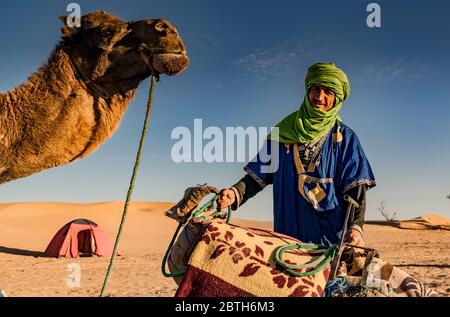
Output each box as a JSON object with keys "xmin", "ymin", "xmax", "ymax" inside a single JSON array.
[{"xmin": 217, "ymin": 188, "xmax": 236, "ymax": 210}]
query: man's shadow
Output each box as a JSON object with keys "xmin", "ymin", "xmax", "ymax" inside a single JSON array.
[{"xmin": 0, "ymin": 246, "xmax": 44, "ymax": 257}]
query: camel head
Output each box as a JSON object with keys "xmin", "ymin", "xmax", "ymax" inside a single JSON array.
[{"xmin": 60, "ymin": 11, "xmax": 189, "ymax": 97}]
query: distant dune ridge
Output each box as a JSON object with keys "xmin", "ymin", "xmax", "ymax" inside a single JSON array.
[
  {"xmin": 392, "ymin": 214, "xmax": 450, "ymax": 230},
  {"xmin": 0, "ymin": 201, "xmax": 448, "ymax": 296}
]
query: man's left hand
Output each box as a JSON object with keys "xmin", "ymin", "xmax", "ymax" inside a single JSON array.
[{"xmin": 345, "ymin": 228, "xmax": 365, "ymax": 246}]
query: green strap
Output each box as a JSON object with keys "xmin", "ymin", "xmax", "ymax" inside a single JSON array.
[
  {"xmin": 192, "ymin": 194, "xmax": 219, "ymax": 219},
  {"xmin": 99, "ymin": 75, "xmax": 157, "ymax": 297},
  {"xmin": 161, "ymin": 195, "xmax": 231, "ymax": 278},
  {"xmin": 275, "ymin": 243, "xmax": 337, "ymax": 277},
  {"xmin": 161, "ymin": 222, "xmax": 186, "ymax": 277},
  {"xmin": 192, "ymin": 194, "xmax": 231, "ymax": 223}
]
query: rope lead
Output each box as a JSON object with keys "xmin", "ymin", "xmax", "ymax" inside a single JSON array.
[{"xmin": 100, "ymin": 75, "xmax": 157, "ymax": 297}]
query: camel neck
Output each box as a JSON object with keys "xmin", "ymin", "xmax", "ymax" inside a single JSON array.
[
  {"xmin": 0, "ymin": 46, "xmax": 80, "ymax": 111},
  {"xmin": 0, "ymin": 45, "xmax": 137, "ymax": 185}
]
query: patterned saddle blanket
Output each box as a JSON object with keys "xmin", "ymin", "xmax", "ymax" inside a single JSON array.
[
  {"xmin": 168, "ymin": 219, "xmax": 437, "ymax": 297},
  {"xmin": 174, "ymin": 220, "xmax": 330, "ymax": 297},
  {"xmin": 165, "ymin": 186, "xmax": 437, "ymax": 297}
]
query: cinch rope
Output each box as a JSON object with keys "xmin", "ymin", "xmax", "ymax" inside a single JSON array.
[
  {"xmin": 161, "ymin": 222, "xmax": 186, "ymax": 278},
  {"xmin": 161, "ymin": 194, "xmax": 230, "ymax": 278},
  {"xmin": 275, "ymin": 243, "xmax": 337, "ymax": 277},
  {"xmin": 99, "ymin": 75, "xmax": 157, "ymax": 297}
]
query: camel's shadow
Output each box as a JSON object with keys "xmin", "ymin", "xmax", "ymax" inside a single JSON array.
[{"xmin": 0, "ymin": 246, "xmax": 44, "ymax": 257}]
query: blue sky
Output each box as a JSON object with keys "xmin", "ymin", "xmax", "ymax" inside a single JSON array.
[{"xmin": 0, "ymin": 0, "xmax": 449, "ymax": 221}]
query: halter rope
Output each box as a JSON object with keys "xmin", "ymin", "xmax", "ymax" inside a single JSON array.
[{"xmin": 99, "ymin": 75, "xmax": 157, "ymax": 297}]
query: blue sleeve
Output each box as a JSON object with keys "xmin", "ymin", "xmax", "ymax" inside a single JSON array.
[
  {"xmin": 244, "ymin": 140, "xmax": 277, "ymax": 187},
  {"xmin": 338, "ymin": 130, "xmax": 376, "ymax": 194}
]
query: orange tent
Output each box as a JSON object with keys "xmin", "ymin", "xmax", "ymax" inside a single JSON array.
[{"xmin": 44, "ymin": 219, "xmax": 116, "ymax": 258}]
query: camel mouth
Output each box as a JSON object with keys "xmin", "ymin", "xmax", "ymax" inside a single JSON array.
[{"xmin": 152, "ymin": 53, "xmax": 189, "ymax": 76}]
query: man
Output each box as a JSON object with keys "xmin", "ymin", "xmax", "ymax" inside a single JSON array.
[{"xmin": 217, "ymin": 62, "xmax": 376, "ymax": 247}]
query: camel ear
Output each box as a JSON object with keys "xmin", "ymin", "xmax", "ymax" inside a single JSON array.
[
  {"xmin": 59, "ymin": 15, "xmax": 68, "ymax": 25},
  {"xmin": 59, "ymin": 15, "xmax": 78, "ymax": 39}
]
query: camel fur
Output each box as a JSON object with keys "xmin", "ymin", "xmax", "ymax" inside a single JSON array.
[{"xmin": 0, "ymin": 11, "xmax": 189, "ymax": 184}]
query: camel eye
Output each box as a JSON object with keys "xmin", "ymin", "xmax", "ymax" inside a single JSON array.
[
  {"xmin": 98, "ymin": 28, "xmax": 115, "ymax": 39},
  {"xmin": 102, "ymin": 30, "xmax": 113, "ymax": 37}
]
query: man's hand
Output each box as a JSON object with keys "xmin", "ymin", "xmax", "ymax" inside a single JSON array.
[
  {"xmin": 217, "ymin": 188, "xmax": 236, "ymax": 210},
  {"xmin": 345, "ymin": 228, "xmax": 365, "ymax": 246}
]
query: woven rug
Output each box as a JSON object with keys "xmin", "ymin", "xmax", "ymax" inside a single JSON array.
[{"xmin": 175, "ymin": 220, "xmax": 330, "ymax": 297}]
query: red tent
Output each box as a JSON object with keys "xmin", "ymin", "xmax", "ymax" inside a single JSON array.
[{"xmin": 44, "ymin": 219, "xmax": 116, "ymax": 258}]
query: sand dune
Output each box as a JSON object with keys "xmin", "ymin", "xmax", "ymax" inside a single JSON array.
[
  {"xmin": 0, "ymin": 201, "xmax": 448, "ymax": 297},
  {"xmin": 392, "ymin": 214, "xmax": 450, "ymax": 230}
]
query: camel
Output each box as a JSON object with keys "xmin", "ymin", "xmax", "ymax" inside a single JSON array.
[{"xmin": 0, "ymin": 11, "xmax": 189, "ymax": 185}]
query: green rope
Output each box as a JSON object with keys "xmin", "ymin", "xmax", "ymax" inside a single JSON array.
[
  {"xmin": 192, "ymin": 194, "xmax": 231, "ymax": 223},
  {"xmin": 99, "ymin": 75, "xmax": 157, "ymax": 297},
  {"xmin": 161, "ymin": 194, "xmax": 231, "ymax": 278},
  {"xmin": 192, "ymin": 194, "xmax": 219, "ymax": 219},
  {"xmin": 161, "ymin": 222, "xmax": 186, "ymax": 277},
  {"xmin": 275, "ymin": 243, "xmax": 337, "ymax": 277}
]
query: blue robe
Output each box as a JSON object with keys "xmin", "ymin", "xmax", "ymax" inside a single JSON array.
[{"xmin": 244, "ymin": 122, "xmax": 376, "ymax": 246}]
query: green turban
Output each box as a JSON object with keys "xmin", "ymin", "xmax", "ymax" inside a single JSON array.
[
  {"xmin": 305, "ymin": 62, "xmax": 350, "ymax": 104},
  {"xmin": 269, "ymin": 62, "xmax": 351, "ymax": 144}
]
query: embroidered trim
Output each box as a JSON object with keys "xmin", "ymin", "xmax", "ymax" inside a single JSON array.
[
  {"xmin": 303, "ymin": 175, "xmax": 334, "ymax": 184},
  {"xmin": 342, "ymin": 179, "xmax": 377, "ymax": 194},
  {"xmin": 230, "ymin": 186, "xmax": 241, "ymax": 210},
  {"xmin": 292, "ymin": 143, "xmax": 306, "ymax": 174},
  {"xmin": 297, "ymin": 135, "xmax": 327, "ymax": 173},
  {"xmin": 244, "ymin": 166, "xmax": 267, "ymax": 188},
  {"xmin": 308, "ymin": 135, "xmax": 327, "ymax": 172},
  {"xmin": 293, "ymin": 144, "xmax": 333, "ymax": 184},
  {"xmin": 293, "ymin": 144, "xmax": 333, "ymax": 209},
  {"xmin": 308, "ymin": 182, "xmax": 327, "ymax": 208}
]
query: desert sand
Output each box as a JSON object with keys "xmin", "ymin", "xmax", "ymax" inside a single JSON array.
[{"xmin": 0, "ymin": 201, "xmax": 448, "ymax": 297}]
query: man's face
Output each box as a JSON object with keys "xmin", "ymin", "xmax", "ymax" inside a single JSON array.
[{"xmin": 308, "ymin": 84, "xmax": 336, "ymax": 112}]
